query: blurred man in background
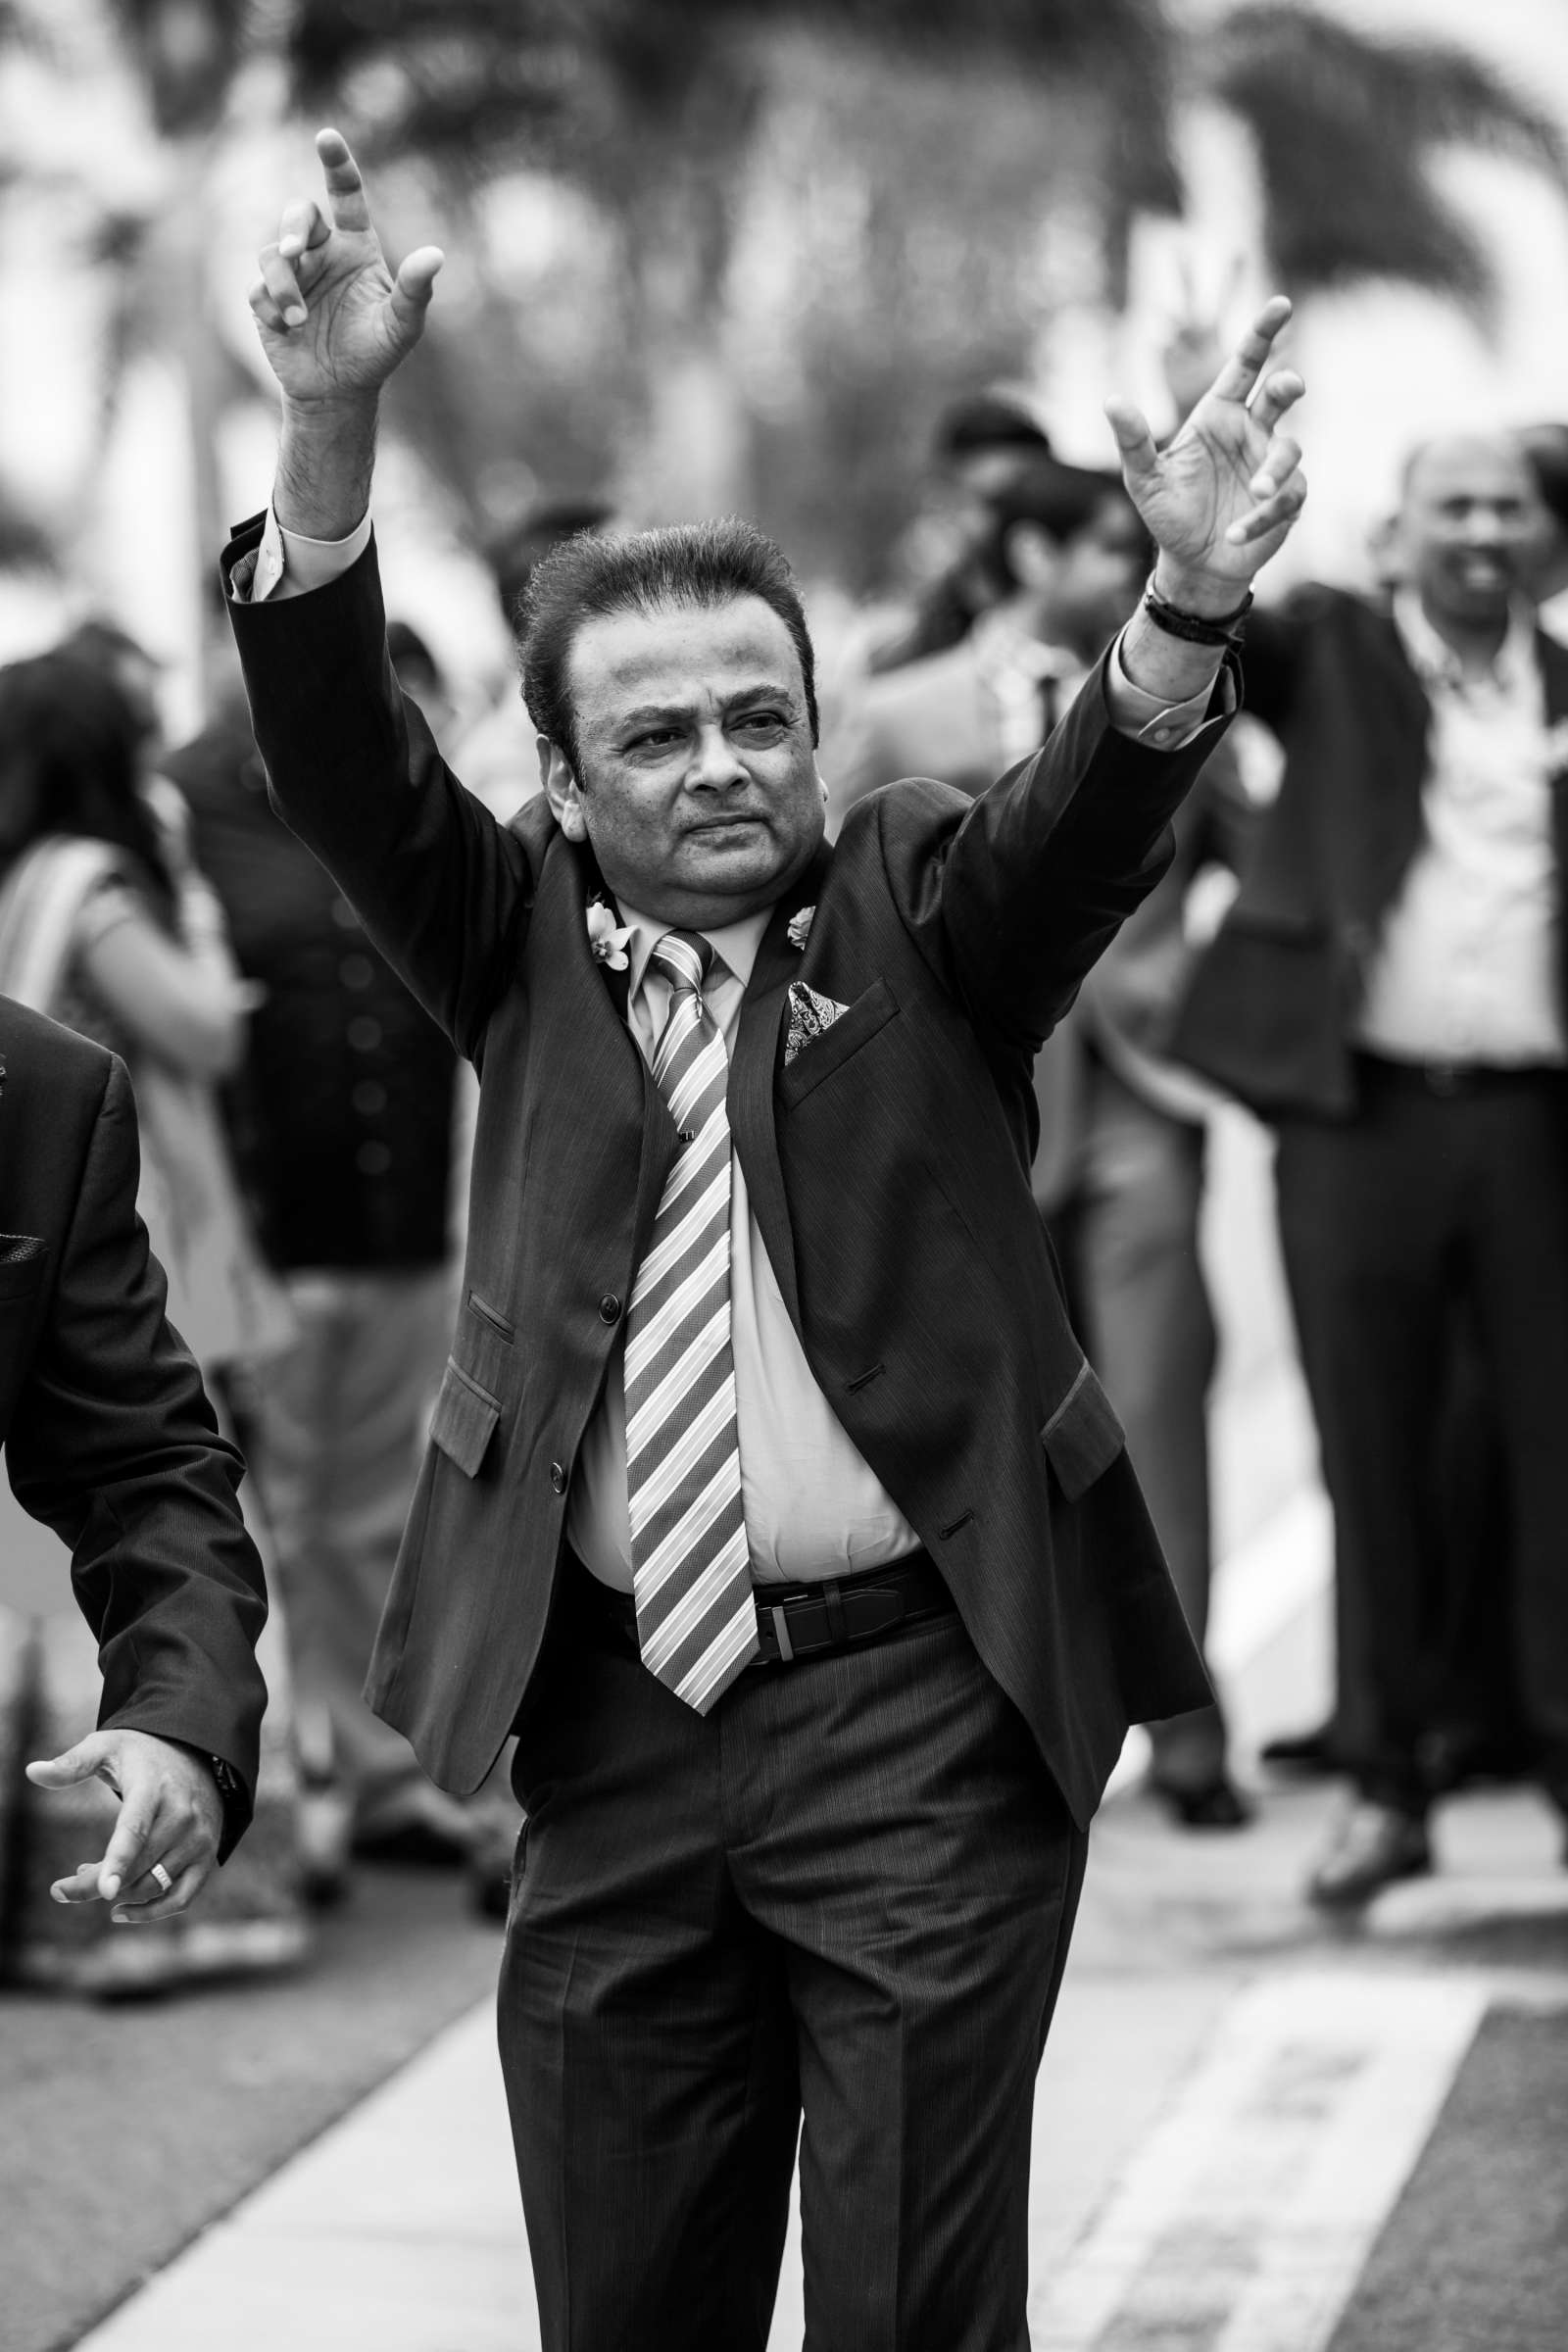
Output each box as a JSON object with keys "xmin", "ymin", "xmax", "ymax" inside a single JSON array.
[
  {"xmin": 861, "ymin": 383, "xmax": 1054, "ymax": 677},
  {"xmin": 453, "ymin": 495, "xmax": 618, "ymax": 820},
  {"xmin": 834, "ymin": 456, "xmax": 1256, "ymax": 1829},
  {"xmin": 1175, "ymin": 430, "xmax": 1568, "ymax": 1905}
]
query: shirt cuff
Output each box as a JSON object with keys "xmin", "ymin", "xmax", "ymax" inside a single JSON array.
[
  {"xmin": 1103, "ymin": 630, "xmax": 1225, "ymax": 750},
  {"xmin": 237, "ymin": 502, "xmax": 372, "ymax": 603}
]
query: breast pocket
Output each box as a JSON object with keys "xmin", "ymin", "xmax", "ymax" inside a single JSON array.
[
  {"xmin": 1040, "ymin": 1361, "xmax": 1126, "ymax": 1500},
  {"xmin": 429, "ymin": 1356, "xmax": 502, "ymax": 1479},
  {"xmin": 778, "ymin": 977, "xmax": 899, "ymax": 1106}
]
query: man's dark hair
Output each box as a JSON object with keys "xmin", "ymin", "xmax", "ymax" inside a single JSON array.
[
  {"xmin": 983, "ymin": 460, "xmax": 1144, "ymax": 593},
  {"xmin": 518, "ymin": 517, "xmax": 819, "ymax": 777},
  {"xmin": 934, "ymin": 389, "xmax": 1053, "ymax": 466},
  {"xmin": 486, "ymin": 497, "xmax": 617, "ymax": 630},
  {"xmin": 0, "ymin": 650, "xmax": 173, "ymax": 902}
]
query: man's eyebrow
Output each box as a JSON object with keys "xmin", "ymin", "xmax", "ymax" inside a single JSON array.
[{"xmin": 613, "ymin": 682, "xmax": 801, "ymax": 731}]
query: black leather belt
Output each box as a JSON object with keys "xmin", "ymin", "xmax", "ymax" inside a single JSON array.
[
  {"xmin": 1356, "ymin": 1051, "xmax": 1564, "ymax": 1098},
  {"xmin": 565, "ymin": 1550, "xmax": 955, "ymax": 1668}
]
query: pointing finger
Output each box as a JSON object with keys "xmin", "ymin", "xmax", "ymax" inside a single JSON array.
[
  {"xmin": 1103, "ymin": 394, "xmax": 1159, "ymax": 485},
  {"xmin": 1209, "ymin": 296, "xmax": 1294, "ymax": 406},
  {"xmin": 316, "ymin": 125, "xmax": 373, "ymax": 236}
]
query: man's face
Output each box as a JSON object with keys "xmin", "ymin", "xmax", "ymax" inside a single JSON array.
[
  {"xmin": 1018, "ymin": 493, "xmax": 1150, "ymax": 659},
  {"xmin": 540, "ymin": 596, "xmax": 824, "ymax": 929},
  {"xmin": 1396, "ymin": 438, "xmax": 1546, "ymax": 632}
]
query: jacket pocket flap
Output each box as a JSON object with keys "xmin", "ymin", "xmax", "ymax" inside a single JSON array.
[
  {"xmin": 0, "ymin": 1233, "xmax": 47, "ymax": 1301},
  {"xmin": 1040, "ymin": 1362, "xmax": 1125, "ymax": 1499},
  {"xmin": 429, "ymin": 1358, "xmax": 501, "ymax": 1479},
  {"xmin": 778, "ymin": 976, "xmax": 898, "ymax": 1104}
]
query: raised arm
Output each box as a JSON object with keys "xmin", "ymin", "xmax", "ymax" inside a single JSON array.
[
  {"xmin": 231, "ymin": 132, "xmax": 524, "ymax": 1054},
  {"xmin": 929, "ymin": 299, "xmax": 1306, "ymax": 1054}
]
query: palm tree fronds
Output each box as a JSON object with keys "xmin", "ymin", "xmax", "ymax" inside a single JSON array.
[{"xmin": 1207, "ymin": 3, "xmax": 1568, "ymax": 315}]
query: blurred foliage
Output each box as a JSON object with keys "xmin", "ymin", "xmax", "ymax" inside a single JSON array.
[
  {"xmin": 1208, "ymin": 4, "xmax": 1568, "ymax": 314},
  {"xmin": 4, "ymin": 0, "xmax": 1568, "ymax": 602}
]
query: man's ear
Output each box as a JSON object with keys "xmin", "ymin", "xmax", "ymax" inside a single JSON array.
[{"xmin": 539, "ymin": 737, "xmax": 588, "ymax": 841}]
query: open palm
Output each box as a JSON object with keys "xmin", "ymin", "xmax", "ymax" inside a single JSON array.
[{"xmin": 1107, "ymin": 298, "xmax": 1306, "ymax": 597}]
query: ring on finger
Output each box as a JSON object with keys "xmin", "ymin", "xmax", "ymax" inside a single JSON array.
[{"xmin": 149, "ymin": 1861, "xmax": 173, "ymax": 1896}]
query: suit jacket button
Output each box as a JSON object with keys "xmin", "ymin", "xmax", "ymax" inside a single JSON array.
[
  {"xmin": 549, "ymin": 1461, "xmax": 567, "ymax": 1494},
  {"xmin": 599, "ymin": 1294, "xmax": 622, "ymax": 1323}
]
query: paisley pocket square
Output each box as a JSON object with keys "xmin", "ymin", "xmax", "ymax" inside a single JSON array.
[{"xmin": 784, "ymin": 980, "xmax": 850, "ymax": 1066}]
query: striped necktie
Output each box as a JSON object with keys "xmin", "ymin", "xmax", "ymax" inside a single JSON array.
[{"xmin": 624, "ymin": 930, "xmax": 759, "ymax": 1711}]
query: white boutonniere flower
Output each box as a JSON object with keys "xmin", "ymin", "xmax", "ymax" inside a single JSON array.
[
  {"xmin": 786, "ymin": 905, "xmax": 815, "ymax": 952},
  {"xmin": 586, "ymin": 900, "xmax": 633, "ymax": 970}
]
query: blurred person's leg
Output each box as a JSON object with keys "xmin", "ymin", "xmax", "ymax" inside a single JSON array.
[
  {"xmin": 254, "ymin": 1267, "xmax": 466, "ymax": 1883},
  {"xmin": 1464, "ymin": 1075, "xmax": 1568, "ymax": 1832},
  {"xmin": 1275, "ymin": 1072, "xmax": 1456, "ymax": 1897},
  {"xmin": 1073, "ymin": 1058, "xmax": 1238, "ymax": 1821},
  {"xmin": 1423, "ymin": 1302, "xmax": 1528, "ymax": 1790}
]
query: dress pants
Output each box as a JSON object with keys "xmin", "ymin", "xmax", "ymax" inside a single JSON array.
[
  {"xmin": 1051, "ymin": 1059, "xmax": 1226, "ymax": 1789},
  {"xmin": 1275, "ymin": 1058, "xmax": 1568, "ymax": 1813},
  {"xmin": 500, "ymin": 1569, "xmax": 1088, "ymax": 2352}
]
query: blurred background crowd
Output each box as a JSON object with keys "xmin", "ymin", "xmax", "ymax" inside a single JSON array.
[{"xmin": 4, "ymin": 0, "xmax": 1568, "ymax": 1999}]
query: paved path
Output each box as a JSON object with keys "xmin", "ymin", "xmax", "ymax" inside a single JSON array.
[{"xmin": 64, "ymin": 1477, "xmax": 1568, "ymax": 2352}]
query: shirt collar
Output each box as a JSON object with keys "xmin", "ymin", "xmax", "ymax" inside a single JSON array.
[
  {"xmin": 616, "ymin": 900, "xmax": 772, "ymax": 999},
  {"xmin": 1394, "ymin": 586, "xmax": 1537, "ymax": 693}
]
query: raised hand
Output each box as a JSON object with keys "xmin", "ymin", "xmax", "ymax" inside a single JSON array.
[
  {"xmin": 25, "ymin": 1728, "xmax": 224, "ymax": 1926},
  {"xmin": 249, "ymin": 127, "xmax": 443, "ymax": 409},
  {"xmin": 1106, "ymin": 295, "xmax": 1306, "ymax": 611}
]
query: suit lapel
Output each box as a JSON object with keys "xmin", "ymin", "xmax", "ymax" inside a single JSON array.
[
  {"xmin": 536, "ymin": 838, "xmax": 677, "ymax": 1258},
  {"xmin": 727, "ymin": 843, "xmax": 832, "ymax": 1333}
]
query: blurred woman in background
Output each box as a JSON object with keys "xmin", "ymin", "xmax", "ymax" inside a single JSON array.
[{"xmin": 0, "ymin": 640, "xmax": 301, "ymax": 1997}]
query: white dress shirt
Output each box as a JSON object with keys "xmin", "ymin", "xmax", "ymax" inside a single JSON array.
[
  {"xmin": 1356, "ymin": 592, "xmax": 1565, "ymax": 1068},
  {"xmin": 568, "ymin": 908, "xmax": 922, "ymax": 1590}
]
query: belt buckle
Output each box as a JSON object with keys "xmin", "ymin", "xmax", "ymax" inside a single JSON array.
[{"xmin": 766, "ymin": 1603, "xmax": 797, "ymax": 1664}]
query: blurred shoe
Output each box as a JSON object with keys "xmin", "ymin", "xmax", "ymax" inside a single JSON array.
[
  {"xmin": 1418, "ymin": 1724, "xmax": 1535, "ymax": 1795},
  {"xmin": 1259, "ymin": 1723, "xmax": 1346, "ymax": 1778},
  {"xmin": 1307, "ymin": 1801, "xmax": 1432, "ymax": 1910},
  {"xmin": 298, "ymin": 1782, "xmax": 353, "ymax": 1909},
  {"xmin": 351, "ymin": 1814, "xmax": 469, "ymax": 1869},
  {"xmin": 1150, "ymin": 1771, "xmax": 1253, "ymax": 1832}
]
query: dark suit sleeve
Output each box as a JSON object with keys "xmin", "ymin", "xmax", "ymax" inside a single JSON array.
[
  {"xmin": 882, "ymin": 650, "xmax": 1236, "ymax": 1074},
  {"xmin": 5, "ymin": 1057, "xmax": 269, "ymax": 1859},
  {"xmin": 222, "ymin": 516, "xmax": 531, "ymax": 1061}
]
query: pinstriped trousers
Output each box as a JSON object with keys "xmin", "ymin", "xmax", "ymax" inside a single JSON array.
[{"xmin": 500, "ymin": 1569, "xmax": 1087, "ymax": 2352}]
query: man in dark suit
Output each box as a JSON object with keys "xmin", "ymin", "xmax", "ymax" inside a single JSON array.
[
  {"xmin": 229, "ymin": 132, "xmax": 1304, "ymax": 2350},
  {"xmin": 1175, "ymin": 430, "xmax": 1568, "ymax": 1906},
  {"xmin": 1, "ymin": 993, "xmax": 268, "ymax": 1921}
]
